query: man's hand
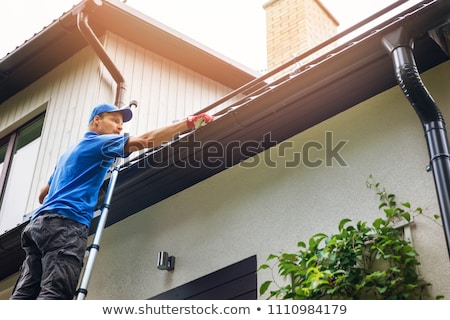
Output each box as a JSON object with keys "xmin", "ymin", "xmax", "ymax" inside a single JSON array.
[{"xmin": 186, "ymin": 113, "xmax": 215, "ymax": 129}]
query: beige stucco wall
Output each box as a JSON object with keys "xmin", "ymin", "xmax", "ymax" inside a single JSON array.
[
  {"xmin": 1, "ymin": 41, "xmax": 449, "ymax": 300},
  {"xmin": 76, "ymin": 60, "xmax": 450, "ymax": 299}
]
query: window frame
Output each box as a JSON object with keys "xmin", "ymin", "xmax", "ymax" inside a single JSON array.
[
  {"xmin": 0, "ymin": 113, "xmax": 45, "ymax": 210},
  {"xmin": 0, "ymin": 133, "xmax": 19, "ymax": 205}
]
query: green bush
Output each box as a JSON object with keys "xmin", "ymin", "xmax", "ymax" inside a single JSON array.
[{"xmin": 259, "ymin": 176, "xmax": 442, "ymax": 300}]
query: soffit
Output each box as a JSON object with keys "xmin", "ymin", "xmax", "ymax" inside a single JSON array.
[{"xmin": 0, "ymin": 0, "xmax": 257, "ymax": 104}]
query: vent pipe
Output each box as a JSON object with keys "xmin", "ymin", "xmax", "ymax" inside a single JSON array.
[
  {"xmin": 77, "ymin": 3, "xmax": 127, "ymax": 107},
  {"xmin": 383, "ymin": 26, "xmax": 450, "ymax": 259}
]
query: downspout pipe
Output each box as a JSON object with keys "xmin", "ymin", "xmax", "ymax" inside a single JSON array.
[
  {"xmin": 77, "ymin": 9, "xmax": 127, "ymax": 107},
  {"xmin": 383, "ymin": 26, "xmax": 450, "ymax": 259}
]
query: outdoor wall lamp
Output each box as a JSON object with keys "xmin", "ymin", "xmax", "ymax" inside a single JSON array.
[{"xmin": 157, "ymin": 251, "xmax": 175, "ymax": 271}]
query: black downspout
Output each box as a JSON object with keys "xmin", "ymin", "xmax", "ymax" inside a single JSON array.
[
  {"xmin": 383, "ymin": 26, "xmax": 450, "ymax": 259},
  {"xmin": 77, "ymin": 10, "xmax": 127, "ymax": 107}
]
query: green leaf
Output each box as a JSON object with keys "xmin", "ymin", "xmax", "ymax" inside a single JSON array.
[
  {"xmin": 406, "ymin": 250, "xmax": 418, "ymax": 257},
  {"xmin": 259, "ymin": 280, "xmax": 272, "ymax": 296},
  {"xmin": 338, "ymin": 218, "xmax": 352, "ymax": 231},
  {"xmin": 377, "ymin": 286, "xmax": 388, "ymax": 294},
  {"xmin": 309, "ymin": 233, "xmax": 327, "ymax": 249},
  {"xmin": 379, "ymin": 202, "xmax": 387, "ymax": 209},
  {"xmin": 270, "ymin": 253, "xmax": 281, "ymax": 259},
  {"xmin": 402, "ymin": 212, "xmax": 411, "ymax": 222},
  {"xmin": 373, "ymin": 218, "xmax": 384, "ymax": 229},
  {"xmin": 297, "ymin": 241, "xmax": 306, "ymax": 248}
]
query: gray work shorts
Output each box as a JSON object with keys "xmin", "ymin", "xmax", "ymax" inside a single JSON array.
[{"xmin": 10, "ymin": 213, "xmax": 88, "ymax": 300}]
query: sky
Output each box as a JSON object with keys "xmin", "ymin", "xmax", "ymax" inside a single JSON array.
[{"xmin": 0, "ymin": 0, "xmax": 417, "ymax": 71}]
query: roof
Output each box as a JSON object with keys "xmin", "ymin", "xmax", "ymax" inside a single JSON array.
[
  {"xmin": 1, "ymin": 0, "xmax": 449, "ymax": 281},
  {"xmin": 0, "ymin": 0, "xmax": 258, "ymax": 105}
]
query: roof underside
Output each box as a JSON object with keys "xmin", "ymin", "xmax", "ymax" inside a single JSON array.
[
  {"xmin": 0, "ymin": 0, "xmax": 257, "ymax": 105},
  {"xmin": 0, "ymin": 0, "xmax": 449, "ymax": 281}
]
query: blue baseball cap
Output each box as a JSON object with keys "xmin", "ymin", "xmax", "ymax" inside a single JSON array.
[{"xmin": 88, "ymin": 103, "xmax": 133, "ymax": 124}]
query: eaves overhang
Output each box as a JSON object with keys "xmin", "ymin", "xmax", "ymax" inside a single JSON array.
[
  {"xmin": 101, "ymin": 0, "xmax": 449, "ymax": 231},
  {"xmin": 0, "ymin": 0, "xmax": 257, "ymax": 105},
  {"xmin": 1, "ymin": 0, "xmax": 449, "ymax": 282}
]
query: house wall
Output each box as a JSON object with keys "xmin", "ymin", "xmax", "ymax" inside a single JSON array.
[
  {"xmin": 0, "ymin": 32, "xmax": 235, "ymax": 236},
  {"xmin": 81, "ymin": 60, "xmax": 450, "ymax": 300}
]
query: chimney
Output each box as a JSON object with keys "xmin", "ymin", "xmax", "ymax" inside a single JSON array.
[{"xmin": 263, "ymin": 0, "xmax": 339, "ymax": 71}]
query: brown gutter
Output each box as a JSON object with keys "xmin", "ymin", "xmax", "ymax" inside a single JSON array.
[{"xmin": 76, "ymin": 2, "xmax": 127, "ymax": 107}]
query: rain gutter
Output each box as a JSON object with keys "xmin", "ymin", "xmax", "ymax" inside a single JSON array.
[
  {"xmin": 383, "ymin": 23, "xmax": 450, "ymax": 259},
  {"xmin": 76, "ymin": 0, "xmax": 126, "ymax": 107}
]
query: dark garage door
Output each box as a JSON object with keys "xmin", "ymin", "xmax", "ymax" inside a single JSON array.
[{"xmin": 150, "ymin": 255, "xmax": 257, "ymax": 300}]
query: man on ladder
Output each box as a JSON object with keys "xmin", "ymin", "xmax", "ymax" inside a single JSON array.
[{"xmin": 10, "ymin": 103, "xmax": 214, "ymax": 299}]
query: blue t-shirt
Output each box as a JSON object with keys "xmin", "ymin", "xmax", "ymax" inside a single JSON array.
[{"xmin": 32, "ymin": 131, "xmax": 129, "ymax": 227}]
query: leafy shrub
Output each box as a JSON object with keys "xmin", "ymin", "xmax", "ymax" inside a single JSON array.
[{"xmin": 259, "ymin": 176, "xmax": 441, "ymax": 299}]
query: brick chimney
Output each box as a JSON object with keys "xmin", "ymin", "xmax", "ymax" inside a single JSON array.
[{"xmin": 264, "ymin": 0, "xmax": 339, "ymax": 71}]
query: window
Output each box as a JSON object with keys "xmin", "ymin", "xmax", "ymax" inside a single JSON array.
[{"xmin": 0, "ymin": 114, "xmax": 45, "ymax": 234}]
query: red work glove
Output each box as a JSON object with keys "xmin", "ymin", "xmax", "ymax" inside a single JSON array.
[{"xmin": 186, "ymin": 113, "xmax": 215, "ymax": 129}]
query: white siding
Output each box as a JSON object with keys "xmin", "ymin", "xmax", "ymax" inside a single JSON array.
[
  {"xmin": 0, "ymin": 32, "xmax": 234, "ymax": 233},
  {"xmin": 102, "ymin": 33, "xmax": 233, "ymax": 137}
]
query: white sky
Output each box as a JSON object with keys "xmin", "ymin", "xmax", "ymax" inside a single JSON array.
[{"xmin": 0, "ymin": 0, "xmax": 415, "ymax": 71}]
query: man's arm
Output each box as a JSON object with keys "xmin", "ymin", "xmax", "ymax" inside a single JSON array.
[
  {"xmin": 38, "ymin": 183, "xmax": 50, "ymax": 204},
  {"xmin": 124, "ymin": 113, "xmax": 214, "ymax": 153}
]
